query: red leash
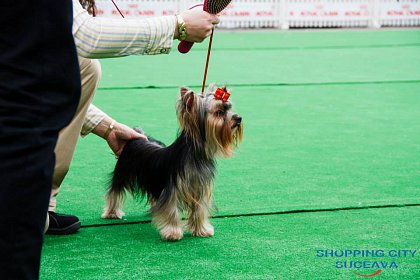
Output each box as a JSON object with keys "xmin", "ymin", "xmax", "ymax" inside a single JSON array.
[
  {"xmin": 111, "ymin": 0, "xmax": 125, "ymax": 18},
  {"xmin": 201, "ymin": 28, "xmax": 214, "ymax": 93},
  {"xmin": 110, "ymin": 0, "xmax": 214, "ymax": 93}
]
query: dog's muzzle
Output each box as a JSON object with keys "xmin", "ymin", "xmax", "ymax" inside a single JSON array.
[{"xmin": 231, "ymin": 114, "xmax": 242, "ymax": 129}]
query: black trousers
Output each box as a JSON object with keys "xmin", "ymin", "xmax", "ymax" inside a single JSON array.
[{"xmin": 0, "ymin": 1, "xmax": 80, "ymax": 279}]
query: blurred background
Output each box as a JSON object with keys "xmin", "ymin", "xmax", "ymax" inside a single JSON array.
[{"xmin": 95, "ymin": 0, "xmax": 420, "ymax": 29}]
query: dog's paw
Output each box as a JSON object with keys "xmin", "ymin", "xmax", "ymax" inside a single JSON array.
[
  {"xmin": 160, "ymin": 225, "xmax": 184, "ymax": 241},
  {"xmin": 190, "ymin": 223, "xmax": 214, "ymax": 237},
  {"xmin": 101, "ymin": 209, "xmax": 125, "ymax": 219}
]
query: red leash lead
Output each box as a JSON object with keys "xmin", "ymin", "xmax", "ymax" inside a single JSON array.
[
  {"xmin": 202, "ymin": 28, "xmax": 214, "ymax": 93},
  {"xmin": 109, "ymin": 0, "xmax": 215, "ymax": 93},
  {"xmin": 111, "ymin": 0, "xmax": 125, "ymax": 18}
]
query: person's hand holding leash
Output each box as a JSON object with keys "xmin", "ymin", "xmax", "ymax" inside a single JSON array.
[
  {"xmin": 177, "ymin": 0, "xmax": 232, "ymax": 53},
  {"xmin": 175, "ymin": 7, "xmax": 220, "ymax": 43}
]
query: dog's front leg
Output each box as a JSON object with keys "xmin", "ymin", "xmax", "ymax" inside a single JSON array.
[
  {"xmin": 187, "ymin": 184, "xmax": 214, "ymax": 237},
  {"xmin": 152, "ymin": 191, "xmax": 183, "ymax": 241},
  {"xmin": 187, "ymin": 202, "xmax": 214, "ymax": 237}
]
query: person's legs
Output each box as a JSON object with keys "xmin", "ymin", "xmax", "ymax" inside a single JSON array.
[
  {"xmin": 0, "ymin": 130, "xmax": 61, "ymax": 278},
  {"xmin": 0, "ymin": 0, "xmax": 80, "ymax": 278},
  {"xmin": 45, "ymin": 57, "xmax": 101, "ymax": 234}
]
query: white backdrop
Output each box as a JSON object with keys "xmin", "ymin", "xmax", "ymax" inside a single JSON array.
[{"xmin": 95, "ymin": 0, "xmax": 420, "ymax": 28}]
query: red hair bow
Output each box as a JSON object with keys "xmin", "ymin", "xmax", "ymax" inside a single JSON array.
[{"xmin": 214, "ymin": 87, "xmax": 230, "ymax": 102}]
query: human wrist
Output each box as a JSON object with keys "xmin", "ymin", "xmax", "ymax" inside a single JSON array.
[
  {"xmin": 175, "ymin": 14, "xmax": 187, "ymax": 41},
  {"xmin": 93, "ymin": 117, "xmax": 116, "ymax": 140},
  {"xmin": 173, "ymin": 15, "xmax": 179, "ymax": 39},
  {"xmin": 103, "ymin": 119, "xmax": 116, "ymax": 140}
]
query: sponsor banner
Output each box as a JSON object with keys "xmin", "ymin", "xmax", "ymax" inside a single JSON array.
[
  {"xmin": 287, "ymin": 0, "xmax": 371, "ymax": 21},
  {"xmin": 95, "ymin": 0, "xmax": 178, "ymax": 18},
  {"xmin": 216, "ymin": 0, "xmax": 279, "ymax": 28},
  {"xmin": 94, "ymin": 0, "xmax": 420, "ymax": 28},
  {"xmin": 378, "ymin": 0, "xmax": 420, "ymax": 26},
  {"xmin": 380, "ymin": 0, "xmax": 420, "ymax": 19}
]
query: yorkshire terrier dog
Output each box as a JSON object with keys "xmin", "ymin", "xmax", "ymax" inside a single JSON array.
[{"xmin": 102, "ymin": 85, "xmax": 243, "ymax": 241}]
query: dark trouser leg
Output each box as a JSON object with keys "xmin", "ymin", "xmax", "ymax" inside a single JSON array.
[
  {"xmin": 0, "ymin": 0, "xmax": 80, "ymax": 278},
  {"xmin": 0, "ymin": 133, "xmax": 58, "ymax": 279}
]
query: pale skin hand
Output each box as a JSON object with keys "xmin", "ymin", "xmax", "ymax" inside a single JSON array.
[
  {"xmin": 92, "ymin": 116, "xmax": 147, "ymax": 157},
  {"xmin": 174, "ymin": 7, "xmax": 220, "ymax": 42}
]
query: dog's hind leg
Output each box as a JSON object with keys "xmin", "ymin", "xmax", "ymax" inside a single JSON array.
[
  {"xmin": 102, "ymin": 188, "xmax": 125, "ymax": 219},
  {"xmin": 152, "ymin": 190, "xmax": 183, "ymax": 241}
]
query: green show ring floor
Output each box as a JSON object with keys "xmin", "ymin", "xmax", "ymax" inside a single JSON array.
[
  {"xmin": 41, "ymin": 207, "xmax": 420, "ymax": 280},
  {"xmin": 57, "ymin": 82, "xmax": 419, "ymax": 226},
  {"xmin": 98, "ymin": 29, "xmax": 420, "ymax": 89},
  {"xmin": 42, "ymin": 29, "xmax": 420, "ymax": 279}
]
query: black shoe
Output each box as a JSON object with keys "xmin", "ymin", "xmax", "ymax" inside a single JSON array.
[{"xmin": 46, "ymin": 211, "xmax": 81, "ymax": 235}]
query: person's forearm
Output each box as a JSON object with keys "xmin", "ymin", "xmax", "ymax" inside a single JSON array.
[
  {"xmin": 72, "ymin": 0, "xmax": 176, "ymax": 58},
  {"xmin": 81, "ymin": 104, "xmax": 107, "ymax": 137}
]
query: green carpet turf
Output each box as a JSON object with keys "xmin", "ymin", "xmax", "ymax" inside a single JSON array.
[
  {"xmin": 98, "ymin": 30, "xmax": 420, "ymax": 89},
  {"xmin": 56, "ymin": 81, "xmax": 420, "ymax": 226},
  {"xmin": 182, "ymin": 29, "xmax": 420, "ymax": 50},
  {"xmin": 42, "ymin": 30, "xmax": 420, "ymax": 279},
  {"xmin": 40, "ymin": 207, "xmax": 420, "ymax": 280}
]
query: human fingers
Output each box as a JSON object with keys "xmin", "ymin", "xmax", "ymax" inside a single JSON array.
[
  {"xmin": 210, "ymin": 14, "xmax": 220, "ymax": 25},
  {"xmin": 115, "ymin": 123, "xmax": 147, "ymax": 141},
  {"xmin": 180, "ymin": 9, "xmax": 217, "ymax": 42}
]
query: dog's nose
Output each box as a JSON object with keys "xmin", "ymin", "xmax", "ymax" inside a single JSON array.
[{"xmin": 232, "ymin": 114, "xmax": 242, "ymax": 124}]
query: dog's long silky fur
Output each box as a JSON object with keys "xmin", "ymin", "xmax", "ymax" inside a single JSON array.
[
  {"xmin": 109, "ymin": 131, "xmax": 215, "ymax": 214},
  {"xmin": 103, "ymin": 86, "xmax": 242, "ymax": 241}
]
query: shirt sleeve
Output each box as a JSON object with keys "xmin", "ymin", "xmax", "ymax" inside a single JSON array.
[
  {"xmin": 72, "ymin": 0, "xmax": 176, "ymax": 58},
  {"xmin": 81, "ymin": 104, "xmax": 108, "ymax": 137}
]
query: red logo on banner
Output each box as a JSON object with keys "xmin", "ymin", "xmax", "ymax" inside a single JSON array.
[
  {"xmin": 345, "ymin": 11, "xmax": 361, "ymax": 16},
  {"xmin": 232, "ymin": 11, "xmax": 250, "ymax": 17},
  {"xmin": 112, "ymin": 9, "xmax": 130, "ymax": 16},
  {"xmin": 387, "ymin": 11, "xmax": 404, "ymax": 16},
  {"xmin": 137, "ymin": 10, "xmax": 154, "ymax": 16},
  {"xmin": 256, "ymin": 11, "xmax": 273, "ymax": 16},
  {"xmin": 163, "ymin": 10, "xmax": 176, "ymax": 15}
]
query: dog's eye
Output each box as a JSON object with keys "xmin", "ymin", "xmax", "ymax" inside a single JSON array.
[{"xmin": 215, "ymin": 110, "xmax": 225, "ymax": 117}]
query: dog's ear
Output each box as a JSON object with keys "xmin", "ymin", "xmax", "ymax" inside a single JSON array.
[
  {"xmin": 180, "ymin": 87, "xmax": 195, "ymax": 112},
  {"xmin": 185, "ymin": 91, "xmax": 195, "ymax": 112},
  {"xmin": 180, "ymin": 87, "xmax": 189, "ymax": 99}
]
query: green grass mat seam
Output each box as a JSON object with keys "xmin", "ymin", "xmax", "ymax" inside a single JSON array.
[
  {"xmin": 81, "ymin": 203, "xmax": 420, "ymax": 229},
  {"xmin": 41, "ymin": 207, "xmax": 420, "ymax": 280},
  {"xmin": 98, "ymin": 79, "xmax": 420, "ymax": 91}
]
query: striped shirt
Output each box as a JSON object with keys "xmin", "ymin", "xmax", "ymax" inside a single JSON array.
[
  {"xmin": 72, "ymin": 0, "xmax": 177, "ymax": 58},
  {"xmin": 72, "ymin": 0, "xmax": 177, "ymax": 135},
  {"xmin": 81, "ymin": 104, "xmax": 108, "ymax": 137}
]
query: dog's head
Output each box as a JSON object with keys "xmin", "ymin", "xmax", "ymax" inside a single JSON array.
[{"xmin": 177, "ymin": 84, "xmax": 243, "ymax": 158}]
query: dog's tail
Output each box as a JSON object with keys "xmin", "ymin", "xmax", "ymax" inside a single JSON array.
[{"xmin": 102, "ymin": 138, "xmax": 148, "ymax": 219}]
